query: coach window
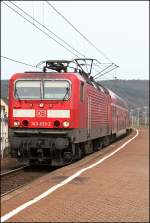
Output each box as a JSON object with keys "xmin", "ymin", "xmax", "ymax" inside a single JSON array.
[{"xmin": 80, "ymin": 82, "xmax": 84, "ymax": 102}]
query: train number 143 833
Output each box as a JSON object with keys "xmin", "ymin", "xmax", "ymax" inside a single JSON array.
[{"xmin": 31, "ymin": 121, "xmax": 51, "ymax": 127}]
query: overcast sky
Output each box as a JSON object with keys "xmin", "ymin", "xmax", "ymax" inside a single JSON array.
[{"xmin": 1, "ymin": 1, "xmax": 149, "ymax": 80}]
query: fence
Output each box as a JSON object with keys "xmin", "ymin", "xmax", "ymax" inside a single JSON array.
[
  {"xmin": 1, "ymin": 108, "xmax": 9, "ymax": 158},
  {"xmin": 130, "ymin": 107, "xmax": 149, "ymax": 129}
]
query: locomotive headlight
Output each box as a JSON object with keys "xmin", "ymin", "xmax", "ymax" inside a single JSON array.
[
  {"xmin": 62, "ymin": 121, "xmax": 70, "ymax": 128},
  {"xmin": 14, "ymin": 121, "xmax": 20, "ymax": 127},
  {"xmin": 39, "ymin": 103, "xmax": 44, "ymax": 108}
]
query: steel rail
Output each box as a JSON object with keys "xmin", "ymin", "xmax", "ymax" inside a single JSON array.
[
  {"xmin": 1, "ymin": 185, "xmax": 26, "ymax": 198},
  {"xmin": 0, "ymin": 165, "xmax": 29, "ymax": 177}
]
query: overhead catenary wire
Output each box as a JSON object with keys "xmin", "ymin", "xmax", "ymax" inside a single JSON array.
[
  {"xmin": 95, "ymin": 66, "xmax": 119, "ymax": 80},
  {"xmin": 97, "ymin": 71, "xmax": 118, "ymax": 81},
  {"xmin": 46, "ymin": 1, "xmax": 116, "ymax": 65},
  {"xmin": 3, "ymin": 1, "xmax": 82, "ymax": 59},
  {"xmin": 8, "ymin": 1, "xmax": 86, "ymax": 59},
  {"xmin": 46, "ymin": 1, "xmax": 119, "ymax": 78},
  {"xmin": 32, "ymin": 1, "xmax": 35, "ymax": 24},
  {"xmin": 42, "ymin": 1, "xmax": 45, "ymax": 26},
  {"xmin": 93, "ymin": 63, "xmax": 113, "ymax": 78},
  {"xmin": 3, "ymin": 1, "xmax": 117, "ymax": 79},
  {"xmin": 4, "ymin": 1, "xmax": 107, "ymax": 75},
  {"xmin": 1, "ymin": 56, "xmax": 42, "ymax": 69}
]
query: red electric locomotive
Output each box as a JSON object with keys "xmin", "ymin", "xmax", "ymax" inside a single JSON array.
[{"xmin": 8, "ymin": 59, "xmax": 130, "ymax": 166}]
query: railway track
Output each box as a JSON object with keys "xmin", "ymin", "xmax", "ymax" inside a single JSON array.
[
  {"xmin": 1, "ymin": 131, "xmax": 133, "ymax": 197},
  {"xmin": 1, "ymin": 165, "xmax": 55, "ymax": 197},
  {"xmin": 0, "ymin": 165, "xmax": 28, "ymax": 177}
]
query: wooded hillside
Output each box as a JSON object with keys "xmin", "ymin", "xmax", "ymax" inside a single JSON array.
[{"xmin": 100, "ymin": 79, "xmax": 149, "ymax": 109}]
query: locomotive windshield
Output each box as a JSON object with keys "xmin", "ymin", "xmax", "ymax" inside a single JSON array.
[
  {"xmin": 43, "ymin": 80, "xmax": 70, "ymax": 100},
  {"xmin": 15, "ymin": 80, "xmax": 70, "ymax": 100},
  {"xmin": 15, "ymin": 80, "xmax": 41, "ymax": 99}
]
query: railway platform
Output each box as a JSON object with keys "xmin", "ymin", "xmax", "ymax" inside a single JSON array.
[{"xmin": 1, "ymin": 129, "xmax": 149, "ymax": 222}]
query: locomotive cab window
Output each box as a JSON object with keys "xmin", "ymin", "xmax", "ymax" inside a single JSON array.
[
  {"xmin": 15, "ymin": 80, "xmax": 41, "ymax": 99},
  {"xmin": 80, "ymin": 82, "xmax": 84, "ymax": 102},
  {"xmin": 43, "ymin": 80, "xmax": 70, "ymax": 100}
]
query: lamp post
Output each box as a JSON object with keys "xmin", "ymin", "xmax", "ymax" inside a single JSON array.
[
  {"xmin": 130, "ymin": 109, "xmax": 134, "ymax": 127},
  {"xmin": 136, "ymin": 108, "xmax": 140, "ymax": 128},
  {"xmin": 144, "ymin": 106, "xmax": 148, "ymax": 128}
]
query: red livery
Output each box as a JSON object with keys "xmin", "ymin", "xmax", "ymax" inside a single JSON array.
[{"xmin": 8, "ymin": 59, "xmax": 131, "ymax": 166}]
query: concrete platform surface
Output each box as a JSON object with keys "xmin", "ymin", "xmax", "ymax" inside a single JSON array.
[{"xmin": 1, "ymin": 129, "xmax": 149, "ymax": 222}]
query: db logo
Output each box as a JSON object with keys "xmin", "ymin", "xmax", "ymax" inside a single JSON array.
[{"xmin": 36, "ymin": 110, "xmax": 47, "ymax": 117}]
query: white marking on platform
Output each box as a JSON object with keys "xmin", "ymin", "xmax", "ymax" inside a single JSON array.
[{"xmin": 1, "ymin": 129, "xmax": 139, "ymax": 222}]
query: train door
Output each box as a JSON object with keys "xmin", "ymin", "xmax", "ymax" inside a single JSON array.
[
  {"xmin": 116, "ymin": 108, "xmax": 119, "ymax": 132},
  {"xmin": 112, "ymin": 105, "xmax": 117, "ymax": 133},
  {"xmin": 107, "ymin": 98, "xmax": 112, "ymax": 133}
]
